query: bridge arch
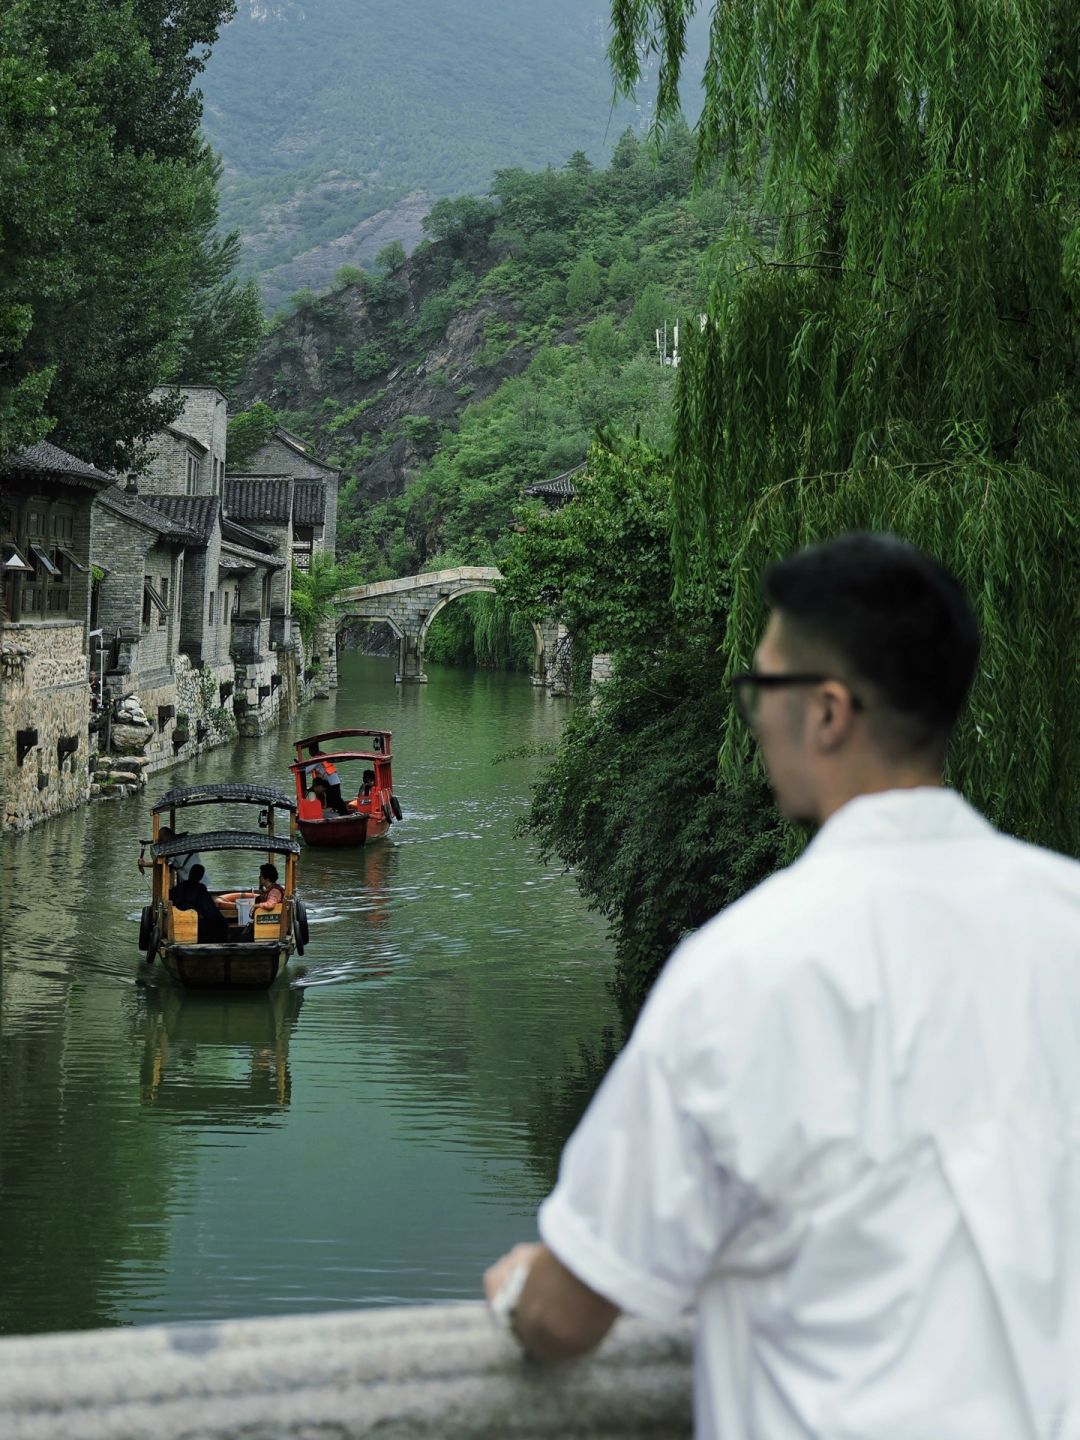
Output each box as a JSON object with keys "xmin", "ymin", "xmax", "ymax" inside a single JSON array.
[
  {"xmin": 417, "ymin": 585, "xmax": 545, "ymax": 683},
  {"xmin": 335, "ymin": 567, "xmax": 564, "ymax": 690}
]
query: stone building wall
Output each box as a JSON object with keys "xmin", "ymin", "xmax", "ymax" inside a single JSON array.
[
  {"xmin": 247, "ymin": 435, "xmax": 339, "ymax": 557},
  {"xmin": 138, "ymin": 539, "xmax": 181, "ymax": 673},
  {"xmin": 91, "ymin": 508, "xmax": 154, "ymax": 636},
  {"xmin": 140, "ymin": 432, "xmax": 196, "ymax": 496},
  {"xmin": 145, "ymin": 387, "xmax": 228, "ymax": 496},
  {"xmin": 234, "ymin": 651, "xmax": 283, "ymax": 737},
  {"xmin": 1, "ymin": 622, "xmax": 91, "ymax": 833},
  {"xmin": 234, "ymin": 519, "xmax": 292, "ymax": 613},
  {"xmin": 169, "ymin": 387, "xmax": 228, "ymax": 482}
]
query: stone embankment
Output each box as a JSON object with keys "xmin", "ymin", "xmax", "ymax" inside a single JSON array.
[{"xmin": 0, "ymin": 1303, "xmax": 693, "ymax": 1440}]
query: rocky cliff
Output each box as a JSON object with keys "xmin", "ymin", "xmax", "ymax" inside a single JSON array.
[{"xmin": 233, "ymin": 226, "xmax": 568, "ymax": 506}]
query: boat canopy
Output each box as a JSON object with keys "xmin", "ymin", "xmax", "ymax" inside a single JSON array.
[
  {"xmin": 151, "ymin": 830, "xmax": 301, "ymax": 859},
  {"xmin": 152, "ymin": 783, "xmax": 297, "ymax": 814},
  {"xmin": 295, "ymin": 728, "xmax": 391, "ymax": 756}
]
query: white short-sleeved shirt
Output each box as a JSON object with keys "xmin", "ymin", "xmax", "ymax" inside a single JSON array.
[{"xmin": 539, "ymin": 789, "xmax": 1080, "ymax": 1440}]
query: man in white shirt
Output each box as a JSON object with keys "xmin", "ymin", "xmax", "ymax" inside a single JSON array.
[{"xmin": 484, "ymin": 533, "xmax": 1080, "ymax": 1439}]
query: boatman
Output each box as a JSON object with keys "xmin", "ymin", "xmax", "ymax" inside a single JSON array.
[
  {"xmin": 304, "ymin": 744, "xmax": 348, "ymax": 814},
  {"xmin": 484, "ymin": 532, "xmax": 1080, "ymax": 1440}
]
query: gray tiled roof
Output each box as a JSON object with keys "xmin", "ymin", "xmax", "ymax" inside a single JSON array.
[
  {"xmin": 293, "ymin": 481, "xmax": 326, "ymax": 525},
  {"xmin": 3, "ymin": 441, "xmax": 115, "ymax": 488},
  {"xmin": 523, "ymin": 462, "xmax": 585, "ymax": 500},
  {"xmin": 272, "ymin": 428, "xmax": 340, "ymax": 475},
  {"xmin": 225, "ymin": 477, "xmax": 292, "ymax": 522},
  {"xmin": 140, "ymin": 493, "xmax": 220, "ymax": 540},
  {"xmin": 221, "ymin": 516, "xmax": 277, "ymax": 553},
  {"xmin": 220, "ymin": 540, "xmax": 285, "ymax": 571},
  {"xmin": 97, "ymin": 485, "xmax": 202, "ymax": 540}
]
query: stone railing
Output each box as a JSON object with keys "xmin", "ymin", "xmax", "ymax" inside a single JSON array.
[{"xmin": 0, "ymin": 1303, "xmax": 693, "ymax": 1440}]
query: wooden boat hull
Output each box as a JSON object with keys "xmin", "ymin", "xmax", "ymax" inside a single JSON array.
[
  {"xmin": 159, "ymin": 940, "xmax": 291, "ymax": 990},
  {"xmin": 297, "ymin": 810, "xmax": 391, "ymax": 848}
]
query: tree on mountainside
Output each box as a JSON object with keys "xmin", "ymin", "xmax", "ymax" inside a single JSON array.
[
  {"xmin": 611, "ymin": 0, "xmax": 1080, "ymax": 855},
  {"xmin": 0, "ymin": 0, "xmax": 244, "ymax": 468},
  {"xmin": 566, "ymin": 254, "xmax": 603, "ymax": 312},
  {"xmin": 374, "ymin": 241, "xmax": 407, "ymax": 275}
]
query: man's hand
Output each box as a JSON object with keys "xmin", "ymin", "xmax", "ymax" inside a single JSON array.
[{"xmin": 484, "ymin": 1242, "xmax": 619, "ymax": 1362}]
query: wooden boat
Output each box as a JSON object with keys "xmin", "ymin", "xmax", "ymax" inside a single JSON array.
[
  {"xmin": 290, "ymin": 728, "xmax": 403, "ymax": 848},
  {"xmin": 137, "ymin": 783, "xmax": 309, "ymax": 989}
]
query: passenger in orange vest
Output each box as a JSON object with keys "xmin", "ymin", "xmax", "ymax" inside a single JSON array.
[{"xmin": 305, "ymin": 744, "xmax": 347, "ymax": 813}]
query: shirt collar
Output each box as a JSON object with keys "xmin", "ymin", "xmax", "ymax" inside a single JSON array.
[{"xmin": 805, "ymin": 787, "xmax": 994, "ymax": 857}]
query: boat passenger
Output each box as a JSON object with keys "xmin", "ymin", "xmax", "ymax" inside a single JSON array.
[
  {"xmin": 169, "ymin": 864, "xmax": 228, "ymax": 943},
  {"xmin": 357, "ymin": 769, "xmax": 376, "ymax": 804},
  {"xmin": 311, "ymin": 775, "xmax": 337, "ymax": 817},
  {"xmin": 238, "ymin": 863, "xmax": 286, "ymax": 941}
]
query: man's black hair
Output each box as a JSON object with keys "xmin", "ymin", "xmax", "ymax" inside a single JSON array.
[
  {"xmin": 761, "ymin": 532, "xmax": 980, "ymax": 757},
  {"xmin": 260, "ymin": 862, "xmax": 279, "ymax": 883},
  {"xmin": 189, "ymin": 863, "xmax": 206, "ymax": 884}
]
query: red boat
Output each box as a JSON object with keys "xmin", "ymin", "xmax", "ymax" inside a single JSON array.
[{"xmin": 290, "ymin": 729, "xmax": 402, "ymax": 848}]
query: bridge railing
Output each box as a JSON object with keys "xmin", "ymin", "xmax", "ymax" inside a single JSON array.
[{"xmin": 0, "ymin": 1303, "xmax": 693, "ymax": 1440}]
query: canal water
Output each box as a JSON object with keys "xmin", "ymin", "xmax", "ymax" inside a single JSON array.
[{"xmin": 0, "ymin": 654, "xmax": 620, "ymax": 1336}]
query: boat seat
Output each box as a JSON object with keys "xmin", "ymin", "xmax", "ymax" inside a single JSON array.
[
  {"xmin": 252, "ymin": 903, "xmax": 283, "ymax": 941},
  {"xmin": 168, "ymin": 907, "xmax": 199, "ymax": 944}
]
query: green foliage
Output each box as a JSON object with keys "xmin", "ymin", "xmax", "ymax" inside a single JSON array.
[
  {"xmin": 374, "ymin": 241, "xmax": 406, "ymax": 275},
  {"xmin": 424, "ymin": 592, "xmax": 535, "ymax": 671},
  {"xmin": 197, "ymin": 2, "xmax": 716, "ymax": 305},
  {"xmin": 612, "ymin": 0, "xmax": 1080, "ymax": 855},
  {"xmin": 566, "ymin": 253, "xmax": 603, "ymax": 312},
  {"xmin": 421, "ymin": 195, "xmax": 497, "ymax": 244},
  {"xmin": 290, "ymin": 550, "xmax": 361, "ymax": 649},
  {"xmin": 504, "ymin": 437, "xmax": 784, "ymax": 1012},
  {"xmin": 498, "ymin": 437, "xmax": 676, "ymax": 653},
  {"xmin": 333, "ymin": 264, "xmax": 365, "ymax": 290},
  {"xmin": 0, "ymin": 0, "xmax": 240, "ymax": 465},
  {"xmin": 524, "ymin": 641, "xmax": 784, "ymax": 1012},
  {"xmin": 351, "ymin": 343, "xmax": 391, "ymax": 380},
  {"xmin": 226, "ymin": 402, "xmax": 277, "ymax": 469},
  {"xmin": 170, "ymin": 149, "xmax": 265, "ymax": 390}
]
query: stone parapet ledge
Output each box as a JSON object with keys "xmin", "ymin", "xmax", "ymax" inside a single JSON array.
[
  {"xmin": 340, "ymin": 565, "xmax": 502, "ymax": 602},
  {"xmin": 0, "ymin": 1302, "xmax": 693, "ymax": 1440}
]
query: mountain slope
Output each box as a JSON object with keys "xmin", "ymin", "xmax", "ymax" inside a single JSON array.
[{"xmin": 199, "ymin": 0, "xmax": 709, "ymax": 308}]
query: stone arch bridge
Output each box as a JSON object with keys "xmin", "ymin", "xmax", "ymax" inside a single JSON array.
[{"xmin": 336, "ymin": 567, "xmax": 567, "ymax": 690}]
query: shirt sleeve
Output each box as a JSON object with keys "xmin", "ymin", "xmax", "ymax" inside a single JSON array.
[{"xmin": 538, "ymin": 975, "xmax": 757, "ymax": 1325}]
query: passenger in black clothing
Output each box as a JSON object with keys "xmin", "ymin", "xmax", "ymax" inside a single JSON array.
[{"xmin": 169, "ymin": 863, "xmax": 229, "ymax": 943}]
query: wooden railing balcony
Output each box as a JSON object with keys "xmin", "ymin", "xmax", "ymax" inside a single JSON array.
[{"xmin": 0, "ymin": 1303, "xmax": 693, "ymax": 1439}]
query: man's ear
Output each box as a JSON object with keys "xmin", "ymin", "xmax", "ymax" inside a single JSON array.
[{"xmin": 815, "ymin": 681, "xmax": 857, "ymax": 752}]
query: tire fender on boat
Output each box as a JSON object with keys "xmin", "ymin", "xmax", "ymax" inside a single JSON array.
[
  {"xmin": 138, "ymin": 905, "xmax": 153, "ymax": 952},
  {"xmin": 390, "ymin": 794, "xmax": 403, "ymax": 821},
  {"xmin": 294, "ymin": 897, "xmax": 310, "ymax": 946},
  {"xmin": 382, "ymin": 799, "xmax": 394, "ymax": 824}
]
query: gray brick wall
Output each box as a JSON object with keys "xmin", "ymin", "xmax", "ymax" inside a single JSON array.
[
  {"xmin": 141, "ymin": 431, "xmax": 197, "ymax": 496},
  {"xmin": 148, "ymin": 387, "xmax": 228, "ymax": 496},
  {"xmin": 247, "ymin": 436, "xmax": 339, "ymax": 558},
  {"xmin": 91, "ymin": 505, "xmax": 156, "ymax": 636}
]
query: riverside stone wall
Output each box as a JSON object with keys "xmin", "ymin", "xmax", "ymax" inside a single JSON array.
[{"xmin": 1, "ymin": 622, "xmax": 91, "ymax": 833}]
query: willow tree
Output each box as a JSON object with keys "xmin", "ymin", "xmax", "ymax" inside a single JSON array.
[{"xmin": 611, "ymin": 1, "xmax": 1080, "ymax": 854}]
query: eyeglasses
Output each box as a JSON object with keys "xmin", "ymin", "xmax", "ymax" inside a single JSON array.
[{"xmin": 730, "ymin": 671, "xmax": 865, "ymax": 725}]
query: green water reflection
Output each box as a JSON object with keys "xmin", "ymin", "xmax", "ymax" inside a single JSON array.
[{"xmin": 0, "ymin": 655, "xmax": 618, "ymax": 1334}]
